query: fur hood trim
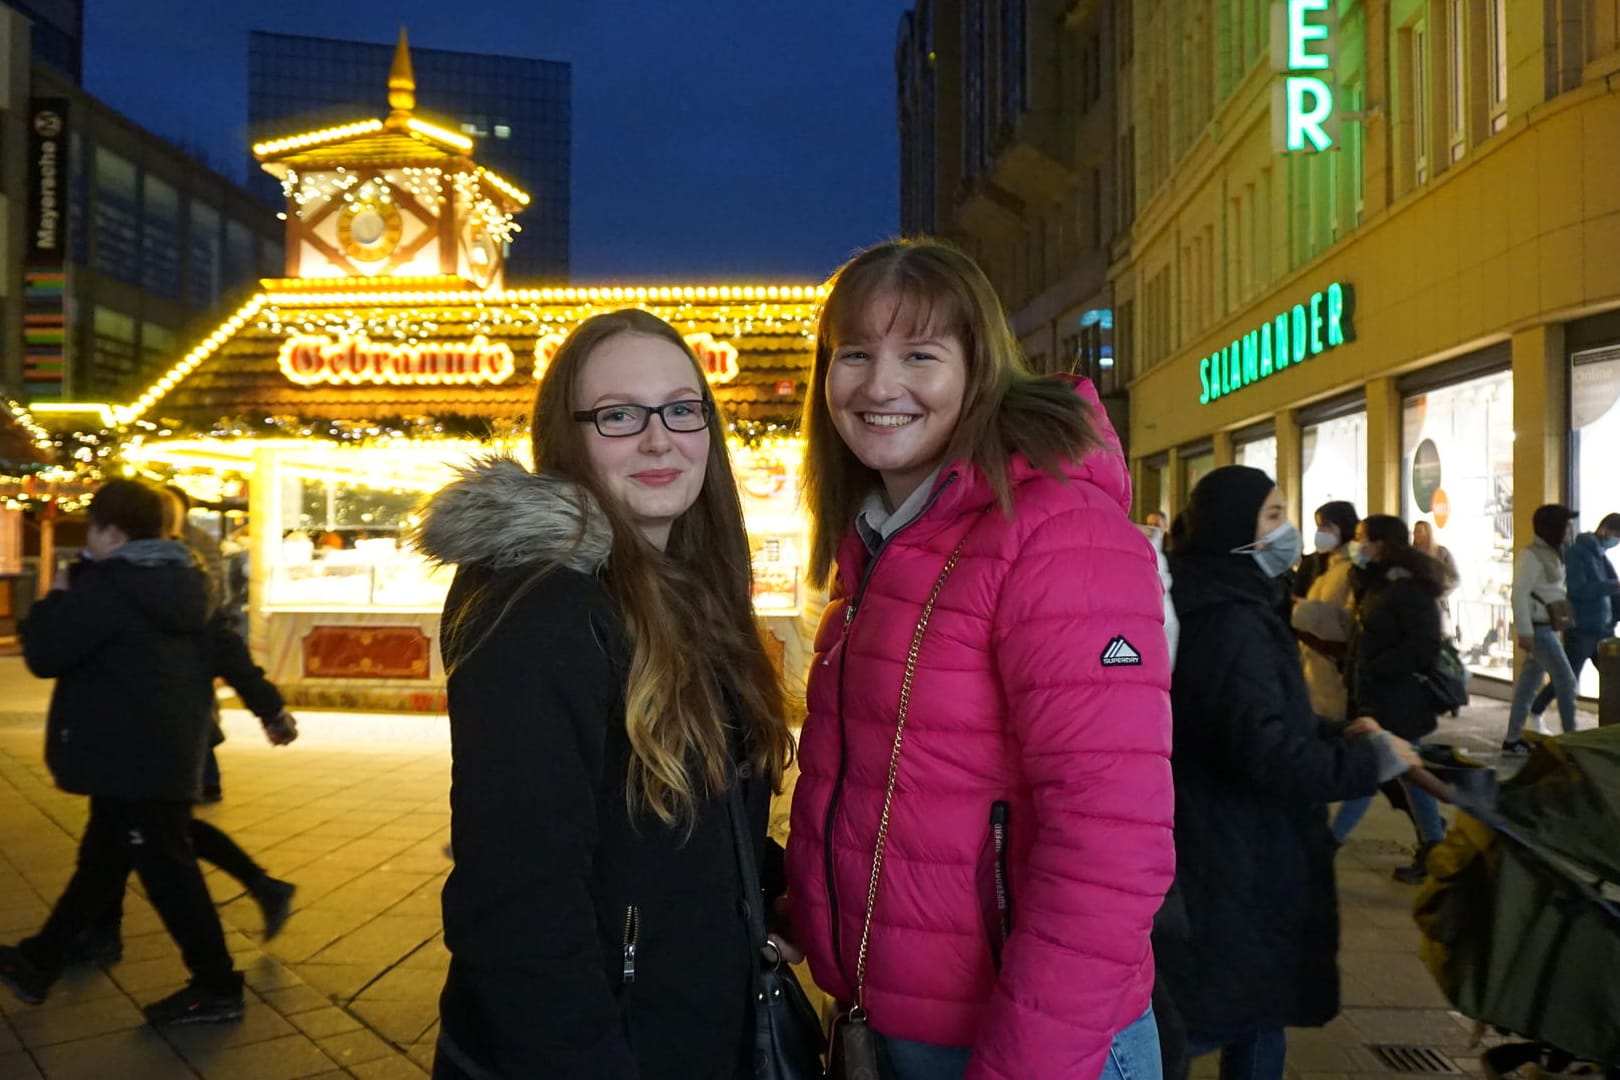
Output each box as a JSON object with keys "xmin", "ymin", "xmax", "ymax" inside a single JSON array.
[{"xmin": 410, "ymin": 455, "xmax": 612, "ymax": 573}]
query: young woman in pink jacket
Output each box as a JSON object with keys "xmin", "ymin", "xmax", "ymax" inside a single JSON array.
[{"xmin": 784, "ymin": 239, "xmax": 1175, "ymax": 1080}]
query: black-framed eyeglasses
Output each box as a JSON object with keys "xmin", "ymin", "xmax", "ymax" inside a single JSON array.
[{"xmin": 572, "ymin": 399, "xmax": 713, "ymax": 438}]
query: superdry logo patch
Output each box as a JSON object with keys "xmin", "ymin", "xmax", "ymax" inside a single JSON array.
[{"xmin": 1101, "ymin": 636, "xmax": 1142, "ymax": 666}]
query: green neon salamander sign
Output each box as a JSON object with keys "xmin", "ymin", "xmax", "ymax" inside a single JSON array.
[{"xmin": 1197, "ymin": 282, "xmax": 1355, "ymax": 405}]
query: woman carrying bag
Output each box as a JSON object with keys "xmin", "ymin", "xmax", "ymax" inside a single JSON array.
[
  {"xmin": 1333, "ymin": 516, "xmax": 1449, "ymax": 883},
  {"xmin": 784, "ymin": 239, "xmax": 1174, "ymax": 1080},
  {"xmin": 1156, "ymin": 468, "xmax": 1420, "ymax": 1080},
  {"xmin": 415, "ymin": 310, "xmax": 796, "ymax": 1080}
]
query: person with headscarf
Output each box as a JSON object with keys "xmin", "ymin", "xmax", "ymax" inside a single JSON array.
[
  {"xmin": 1154, "ymin": 466, "xmax": 1419, "ymax": 1080},
  {"xmin": 1503, "ymin": 504, "xmax": 1581, "ymax": 753}
]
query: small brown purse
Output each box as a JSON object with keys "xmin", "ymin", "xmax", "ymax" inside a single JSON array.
[{"xmin": 827, "ymin": 539, "xmax": 968, "ymax": 1080}]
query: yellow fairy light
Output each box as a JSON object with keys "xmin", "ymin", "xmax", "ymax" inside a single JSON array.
[
  {"xmin": 476, "ymin": 167, "xmax": 531, "ymax": 206},
  {"xmin": 253, "ymin": 119, "xmax": 385, "ymax": 158},
  {"xmin": 406, "ymin": 117, "xmax": 474, "ymax": 152}
]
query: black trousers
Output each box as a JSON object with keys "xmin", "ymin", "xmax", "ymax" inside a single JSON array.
[
  {"xmin": 22, "ymin": 797, "xmax": 240, "ymax": 994},
  {"xmin": 83, "ymin": 818, "xmax": 267, "ymax": 935}
]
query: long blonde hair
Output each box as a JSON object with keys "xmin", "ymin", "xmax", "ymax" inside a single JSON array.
[
  {"xmin": 802, "ymin": 238, "xmax": 1100, "ymax": 587},
  {"xmin": 532, "ymin": 309, "xmax": 790, "ymax": 826}
]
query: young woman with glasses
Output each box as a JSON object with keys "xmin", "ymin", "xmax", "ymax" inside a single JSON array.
[{"xmin": 414, "ymin": 309, "xmax": 793, "ymax": 1080}]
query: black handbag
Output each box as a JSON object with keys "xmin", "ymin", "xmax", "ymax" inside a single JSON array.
[
  {"xmin": 726, "ymin": 768, "xmax": 825, "ymax": 1080},
  {"xmin": 1414, "ymin": 639, "xmax": 1470, "ymax": 714}
]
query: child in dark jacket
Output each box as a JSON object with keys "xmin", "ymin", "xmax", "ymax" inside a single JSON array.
[{"xmin": 0, "ymin": 479, "xmax": 245, "ymax": 1025}]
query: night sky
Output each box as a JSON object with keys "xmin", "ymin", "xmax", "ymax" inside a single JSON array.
[{"xmin": 82, "ymin": 0, "xmax": 914, "ymax": 282}]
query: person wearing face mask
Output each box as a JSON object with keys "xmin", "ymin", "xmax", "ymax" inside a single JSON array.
[
  {"xmin": 1291, "ymin": 502, "xmax": 1361, "ymax": 723},
  {"xmin": 1156, "ymin": 466, "xmax": 1420, "ymax": 1080},
  {"xmin": 1333, "ymin": 517, "xmax": 1449, "ymax": 882},
  {"xmin": 1525, "ymin": 511, "xmax": 1620, "ymax": 728},
  {"xmin": 1503, "ymin": 504, "xmax": 1582, "ymax": 754}
]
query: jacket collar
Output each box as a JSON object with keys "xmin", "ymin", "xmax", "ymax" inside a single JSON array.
[{"xmin": 410, "ymin": 455, "xmax": 613, "ymax": 573}]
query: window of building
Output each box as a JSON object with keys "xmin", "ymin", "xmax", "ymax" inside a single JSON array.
[
  {"xmin": 93, "ymin": 148, "xmax": 140, "ymax": 285},
  {"xmin": 224, "ymin": 220, "xmax": 256, "ymax": 287},
  {"xmin": 142, "ymin": 176, "xmax": 182, "ymax": 300},
  {"xmin": 494, "ymin": 124, "xmax": 512, "ymax": 139},
  {"xmin": 91, "ymin": 306, "xmax": 139, "ymax": 389},
  {"xmin": 1234, "ymin": 435, "xmax": 1277, "ymax": 480},
  {"xmin": 1488, "ymin": 0, "xmax": 1508, "ymax": 131},
  {"xmin": 1448, "ymin": 0, "xmax": 1468, "ymax": 163},
  {"xmin": 1118, "ymin": 0, "xmax": 1133, "ymax": 63},
  {"xmin": 141, "ymin": 322, "xmax": 176, "ymax": 375},
  {"xmin": 1589, "ymin": 0, "xmax": 1620, "ymax": 68},
  {"xmin": 1413, "ymin": 18, "xmax": 1431, "ymax": 184},
  {"xmin": 1301, "ymin": 412, "xmax": 1368, "ymax": 552},
  {"xmin": 1402, "ymin": 370, "xmax": 1515, "ymax": 679},
  {"xmin": 186, "ymin": 201, "xmax": 221, "ymax": 309}
]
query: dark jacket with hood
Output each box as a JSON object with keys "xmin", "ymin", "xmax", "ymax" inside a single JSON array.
[
  {"xmin": 413, "ymin": 457, "xmax": 771, "ymax": 1080},
  {"xmin": 21, "ymin": 539, "xmax": 215, "ymax": 802},
  {"xmin": 1155, "ymin": 466, "xmax": 1387, "ymax": 1036},
  {"xmin": 1345, "ymin": 563, "xmax": 1443, "ymax": 742}
]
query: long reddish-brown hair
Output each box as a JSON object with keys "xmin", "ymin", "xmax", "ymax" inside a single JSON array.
[
  {"xmin": 802, "ymin": 238, "xmax": 1100, "ymax": 586},
  {"xmin": 532, "ymin": 309, "xmax": 791, "ymax": 825}
]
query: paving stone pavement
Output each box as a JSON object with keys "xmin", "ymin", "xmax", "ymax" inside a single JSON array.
[{"xmin": 0, "ymin": 656, "xmax": 1600, "ymax": 1078}]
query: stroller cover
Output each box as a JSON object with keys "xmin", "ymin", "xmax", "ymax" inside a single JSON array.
[{"xmin": 1414, "ymin": 726, "xmax": 1620, "ymax": 1066}]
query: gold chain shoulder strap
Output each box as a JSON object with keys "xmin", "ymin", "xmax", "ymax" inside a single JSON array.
[{"xmin": 849, "ymin": 534, "xmax": 971, "ymax": 1015}]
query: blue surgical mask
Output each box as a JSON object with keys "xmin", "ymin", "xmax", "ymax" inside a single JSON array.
[
  {"xmin": 1233, "ymin": 521, "xmax": 1302, "ymax": 578},
  {"xmin": 1347, "ymin": 540, "xmax": 1370, "ymax": 569},
  {"xmin": 1602, "ymin": 535, "xmax": 1619, "ymax": 551}
]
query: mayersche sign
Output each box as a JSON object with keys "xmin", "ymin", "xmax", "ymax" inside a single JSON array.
[{"xmin": 1198, "ymin": 282, "xmax": 1354, "ymax": 405}]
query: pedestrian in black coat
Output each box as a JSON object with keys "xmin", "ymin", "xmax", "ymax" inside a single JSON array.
[
  {"xmin": 1154, "ymin": 467, "xmax": 1418, "ymax": 1080},
  {"xmin": 0, "ymin": 479, "xmax": 245, "ymax": 1026},
  {"xmin": 1333, "ymin": 515, "xmax": 1449, "ymax": 881},
  {"xmin": 411, "ymin": 311, "xmax": 794, "ymax": 1080}
]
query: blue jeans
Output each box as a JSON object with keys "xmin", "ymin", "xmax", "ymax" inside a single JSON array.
[
  {"xmin": 1507, "ymin": 625, "xmax": 1578, "ymax": 740},
  {"xmin": 1529, "ymin": 628, "xmax": 1600, "ymax": 717},
  {"xmin": 1331, "ymin": 759, "xmax": 1446, "ymax": 846},
  {"xmin": 1186, "ymin": 1027, "xmax": 1287, "ymax": 1080},
  {"xmin": 877, "ymin": 1005, "xmax": 1161, "ymax": 1080}
]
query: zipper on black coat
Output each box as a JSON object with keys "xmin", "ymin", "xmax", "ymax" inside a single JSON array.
[
  {"xmin": 821, "ymin": 473, "xmax": 958, "ymax": 984},
  {"xmin": 621, "ymin": 905, "xmax": 638, "ymax": 984}
]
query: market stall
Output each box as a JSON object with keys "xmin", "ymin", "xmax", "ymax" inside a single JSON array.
[{"xmin": 99, "ymin": 43, "xmax": 824, "ymax": 710}]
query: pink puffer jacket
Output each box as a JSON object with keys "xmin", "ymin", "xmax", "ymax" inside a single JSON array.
[{"xmin": 785, "ymin": 384, "xmax": 1174, "ymax": 1080}]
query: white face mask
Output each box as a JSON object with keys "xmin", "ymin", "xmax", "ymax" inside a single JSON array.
[{"xmin": 1313, "ymin": 528, "xmax": 1340, "ymax": 552}]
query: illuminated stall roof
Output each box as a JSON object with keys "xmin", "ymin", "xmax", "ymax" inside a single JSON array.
[{"xmin": 115, "ymin": 278, "xmax": 824, "ymax": 439}]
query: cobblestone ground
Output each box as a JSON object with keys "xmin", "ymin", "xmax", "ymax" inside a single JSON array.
[{"xmin": 0, "ymin": 657, "xmax": 1601, "ymax": 1079}]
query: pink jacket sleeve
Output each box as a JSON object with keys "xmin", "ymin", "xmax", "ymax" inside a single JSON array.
[{"xmin": 968, "ymin": 507, "xmax": 1176, "ymax": 1080}]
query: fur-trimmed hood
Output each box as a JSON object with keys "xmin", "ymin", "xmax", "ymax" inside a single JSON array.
[{"xmin": 411, "ymin": 455, "xmax": 612, "ymax": 573}]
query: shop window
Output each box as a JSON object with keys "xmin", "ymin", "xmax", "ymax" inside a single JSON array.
[
  {"xmin": 1571, "ymin": 344, "xmax": 1620, "ymax": 696},
  {"xmin": 1401, "ymin": 370, "xmax": 1515, "ymax": 680},
  {"xmin": 1181, "ymin": 451, "xmax": 1215, "ymax": 504},
  {"xmin": 1301, "ymin": 412, "xmax": 1368, "ymax": 553},
  {"xmin": 1235, "ymin": 435, "xmax": 1277, "ymax": 481}
]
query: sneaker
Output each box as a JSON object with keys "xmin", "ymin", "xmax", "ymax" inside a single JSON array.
[
  {"xmin": 253, "ymin": 878, "xmax": 296, "ymax": 942},
  {"xmin": 141, "ymin": 983, "xmax": 244, "ymax": 1025},
  {"xmin": 0, "ymin": 944, "xmax": 57, "ymax": 1005},
  {"xmin": 1501, "ymin": 739, "xmax": 1531, "ymax": 756},
  {"xmin": 61, "ymin": 926, "xmax": 123, "ymax": 968}
]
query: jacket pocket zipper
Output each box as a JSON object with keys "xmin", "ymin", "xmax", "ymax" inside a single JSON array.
[
  {"xmin": 988, "ymin": 801, "xmax": 1012, "ymax": 968},
  {"xmin": 621, "ymin": 905, "xmax": 638, "ymax": 984}
]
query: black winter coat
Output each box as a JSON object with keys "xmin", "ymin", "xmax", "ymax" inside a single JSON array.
[
  {"xmin": 1155, "ymin": 555, "xmax": 1386, "ymax": 1035},
  {"xmin": 434, "ymin": 565, "xmax": 769, "ymax": 1080},
  {"xmin": 1345, "ymin": 565, "xmax": 1443, "ymax": 742},
  {"xmin": 21, "ymin": 542, "xmax": 215, "ymax": 802}
]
